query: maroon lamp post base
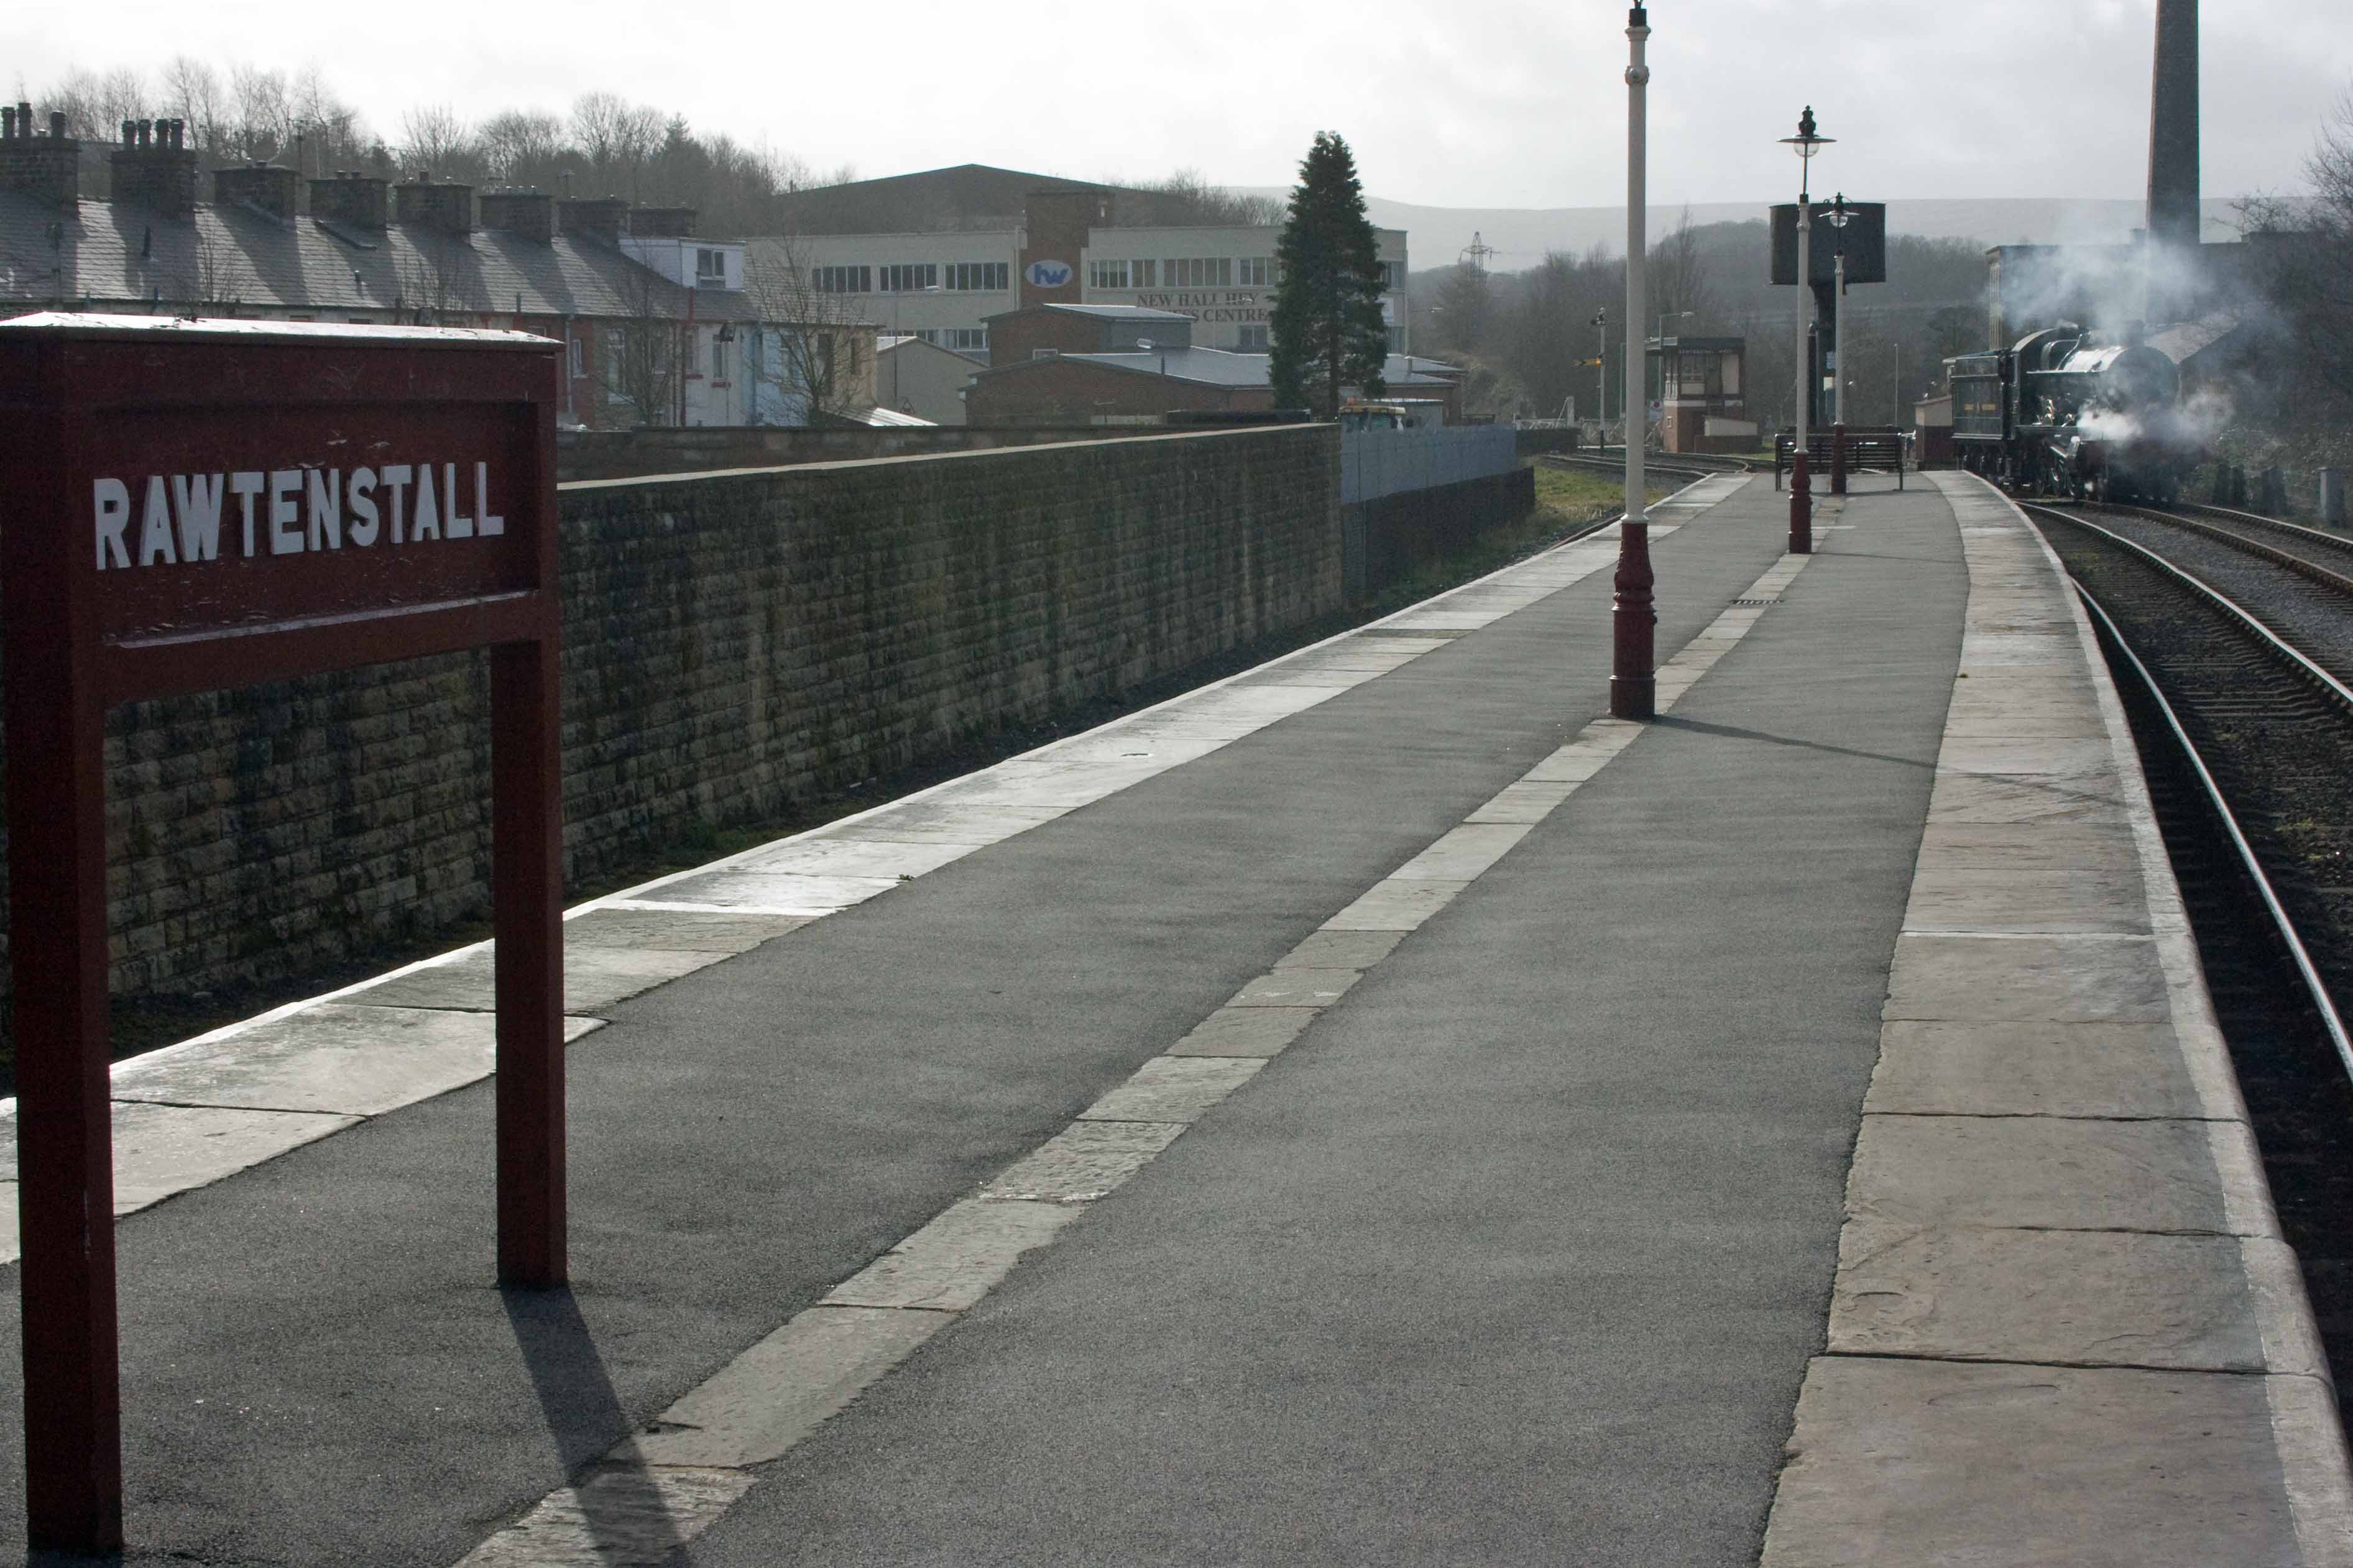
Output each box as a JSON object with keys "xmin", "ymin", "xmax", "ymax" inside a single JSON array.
[
  {"xmin": 1609, "ymin": 520, "xmax": 1657, "ymax": 720},
  {"xmin": 1790, "ymin": 452, "xmax": 1813, "ymax": 554}
]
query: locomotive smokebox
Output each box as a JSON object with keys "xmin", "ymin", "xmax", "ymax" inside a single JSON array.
[{"xmin": 2148, "ymin": 0, "xmax": 2200, "ymax": 250}]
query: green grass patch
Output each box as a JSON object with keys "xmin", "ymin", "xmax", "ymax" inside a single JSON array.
[{"xmin": 1531, "ymin": 461, "xmax": 1671, "ymax": 519}]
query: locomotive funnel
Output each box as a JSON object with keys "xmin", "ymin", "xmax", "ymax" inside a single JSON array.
[{"xmin": 2148, "ymin": 0, "xmax": 2200, "ymax": 250}]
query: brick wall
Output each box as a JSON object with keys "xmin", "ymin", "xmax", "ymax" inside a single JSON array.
[{"xmin": 2, "ymin": 426, "xmax": 1340, "ymax": 1019}]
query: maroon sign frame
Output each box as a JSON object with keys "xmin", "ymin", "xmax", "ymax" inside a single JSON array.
[{"xmin": 0, "ymin": 314, "xmax": 565, "ymax": 1554}]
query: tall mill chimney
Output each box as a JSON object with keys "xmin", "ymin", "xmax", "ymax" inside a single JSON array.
[{"xmin": 2147, "ymin": 0, "xmax": 2200, "ymax": 250}]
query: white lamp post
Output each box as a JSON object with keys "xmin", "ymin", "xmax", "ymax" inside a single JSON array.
[
  {"xmin": 1780, "ymin": 106, "xmax": 1833, "ymax": 552},
  {"xmin": 1611, "ymin": 2, "xmax": 1655, "ymax": 721}
]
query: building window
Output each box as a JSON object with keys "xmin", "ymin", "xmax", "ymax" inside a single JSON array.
[
  {"xmin": 569, "ymin": 334, "xmax": 584, "ymax": 378},
  {"xmin": 1238, "ymin": 257, "xmax": 1271, "ymax": 287},
  {"xmin": 1378, "ymin": 260, "xmax": 1404, "ymax": 291},
  {"xmin": 815, "ymin": 265, "xmax": 870, "ymax": 294},
  {"xmin": 946, "ymin": 262, "xmax": 1007, "ymax": 291},
  {"xmin": 1236, "ymin": 324, "xmax": 1269, "ymax": 351},
  {"xmin": 1089, "ymin": 259, "xmax": 1130, "ymax": 290},
  {"xmin": 946, "ymin": 327, "xmax": 988, "ymax": 352},
  {"xmin": 1032, "ymin": 349, "xmax": 1060, "ymax": 360},
  {"xmin": 880, "ymin": 263, "xmax": 939, "ymax": 293},
  {"xmin": 696, "ymin": 247, "xmax": 727, "ymax": 287},
  {"xmin": 1161, "ymin": 257, "xmax": 1233, "ymax": 288},
  {"xmin": 712, "ymin": 336, "xmax": 729, "ymax": 380},
  {"xmin": 1133, "ymin": 259, "xmax": 1156, "ymax": 288},
  {"xmin": 906, "ymin": 328, "xmax": 941, "ymax": 345},
  {"xmin": 1386, "ymin": 324, "xmax": 1404, "ymax": 352}
]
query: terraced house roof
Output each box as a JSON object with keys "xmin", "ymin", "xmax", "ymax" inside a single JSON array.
[{"xmin": 0, "ymin": 190, "xmax": 760, "ymax": 324}]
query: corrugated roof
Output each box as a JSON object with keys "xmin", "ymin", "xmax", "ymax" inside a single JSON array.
[
  {"xmin": 0, "ymin": 191, "xmax": 763, "ymax": 323},
  {"xmin": 1040, "ymin": 303, "xmax": 1194, "ymax": 322}
]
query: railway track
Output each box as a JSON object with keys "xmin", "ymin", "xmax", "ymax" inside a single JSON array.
[
  {"xmin": 1539, "ymin": 451, "xmax": 1752, "ymax": 485},
  {"xmin": 2027, "ymin": 500, "xmax": 2353, "ymax": 1384}
]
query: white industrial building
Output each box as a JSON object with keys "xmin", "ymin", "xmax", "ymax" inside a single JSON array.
[{"xmin": 757, "ymin": 168, "xmax": 1407, "ymax": 361}]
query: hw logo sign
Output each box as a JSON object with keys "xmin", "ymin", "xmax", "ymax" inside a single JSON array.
[{"xmin": 1025, "ymin": 259, "xmax": 1075, "ymax": 290}]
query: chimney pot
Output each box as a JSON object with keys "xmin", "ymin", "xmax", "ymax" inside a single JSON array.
[
  {"xmin": 0, "ymin": 103, "xmax": 80, "ymax": 207},
  {"xmin": 109, "ymin": 121, "xmax": 200, "ymax": 218},
  {"xmin": 49, "ymin": 111, "xmax": 66, "ymax": 139}
]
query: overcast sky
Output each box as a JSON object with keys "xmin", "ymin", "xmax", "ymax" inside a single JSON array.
[{"xmin": 4, "ymin": 0, "xmax": 2346, "ymax": 211}]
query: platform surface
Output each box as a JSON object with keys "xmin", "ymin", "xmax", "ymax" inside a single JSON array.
[{"xmin": 0, "ymin": 471, "xmax": 2344, "ymax": 1567}]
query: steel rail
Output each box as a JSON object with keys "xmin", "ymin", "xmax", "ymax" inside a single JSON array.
[
  {"xmin": 2069, "ymin": 499, "xmax": 2353, "ymax": 602},
  {"xmin": 2067, "ymin": 574, "xmax": 2353, "ymax": 1084},
  {"xmin": 2024, "ymin": 503, "xmax": 2353, "ymax": 715}
]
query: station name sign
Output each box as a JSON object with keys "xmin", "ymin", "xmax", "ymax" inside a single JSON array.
[{"xmin": 94, "ymin": 459, "xmax": 507, "ymax": 569}]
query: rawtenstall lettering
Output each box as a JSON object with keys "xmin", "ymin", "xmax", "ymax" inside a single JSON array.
[{"xmin": 91, "ymin": 461, "xmax": 507, "ymax": 571}]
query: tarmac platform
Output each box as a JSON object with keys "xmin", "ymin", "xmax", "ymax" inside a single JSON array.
[{"xmin": 0, "ymin": 469, "xmax": 2347, "ymax": 1566}]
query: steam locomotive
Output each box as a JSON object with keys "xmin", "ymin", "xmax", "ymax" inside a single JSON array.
[{"xmin": 1948, "ymin": 325, "xmax": 2202, "ymax": 503}]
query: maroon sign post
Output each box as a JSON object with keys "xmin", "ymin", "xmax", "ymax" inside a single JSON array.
[{"xmin": 0, "ymin": 315, "xmax": 564, "ymax": 1553}]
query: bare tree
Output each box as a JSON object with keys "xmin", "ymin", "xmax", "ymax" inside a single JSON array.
[
  {"xmin": 570, "ymin": 91, "xmax": 663, "ymax": 200},
  {"xmin": 2240, "ymin": 85, "xmax": 2353, "ymax": 481},
  {"xmin": 744, "ymin": 239, "xmax": 873, "ymax": 423},
  {"xmin": 228, "ymin": 63, "xmax": 293, "ymax": 163},
  {"xmin": 1649, "ymin": 209, "xmax": 1713, "ymax": 330},
  {"xmin": 1133, "ymin": 168, "xmax": 1284, "ymax": 227},
  {"xmin": 598, "ymin": 259, "xmax": 682, "ymax": 427},
  {"xmin": 160, "ymin": 57, "xmax": 226, "ymax": 157},
  {"xmin": 481, "ymin": 109, "xmax": 569, "ymax": 186},
  {"xmin": 397, "ymin": 104, "xmax": 486, "ymax": 183}
]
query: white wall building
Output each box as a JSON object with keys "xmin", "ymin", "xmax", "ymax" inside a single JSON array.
[
  {"xmin": 767, "ymin": 221, "xmax": 1409, "ymax": 360},
  {"xmin": 768, "ymin": 231, "xmax": 1019, "ymax": 357},
  {"xmin": 1080, "ymin": 226, "xmax": 1409, "ymax": 354}
]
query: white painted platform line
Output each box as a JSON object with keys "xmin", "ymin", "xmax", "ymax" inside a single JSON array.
[
  {"xmin": 453, "ymin": 540, "xmax": 1813, "ymax": 1567},
  {"xmin": 0, "ymin": 475, "xmax": 1758, "ymax": 1259},
  {"xmin": 1759, "ymin": 473, "xmax": 2353, "ymax": 1568}
]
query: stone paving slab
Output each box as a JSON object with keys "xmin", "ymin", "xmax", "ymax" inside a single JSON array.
[
  {"xmin": 0, "ymin": 1101, "xmax": 357, "ymax": 1222},
  {"xmin": 104, "ymin": 1005, "xmax": 606, "ymax": 1117},
  {"xmin": 1902, "ymin": 864, "xmax": 2151, "ymax": 935},
  {"xmin": 1846, "ymin": 1111, "xmax": 2264, "ymax": 1236},
  {"xmin": 354, "ymin": 944, "xmax": 730, "ymax": 1012},
  {"xmin": 1764, "ymin": 1357, "xmax": 2306, "ymax": 1568},
  {"xmin": 1864, "ymin": 1020, "xmax": 2206, "ymax": 1117},
  {"xmin": 1164, "ymin": 1006, "xmax": 1320, "ymax": 1058},
  {"xmin": 563, "ymin": 909, "xmax": 812, "ymax": 951},
  {"xmin": 1830, "ymin": 1221, "xmax": 2272, "ymax": 1371},
  {"xmin": 1883, "ymin": 932, "xmax": 2172, "ymax": 1022}
]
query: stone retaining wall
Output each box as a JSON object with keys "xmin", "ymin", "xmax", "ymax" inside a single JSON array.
[{"xmin": 29, "ymin": 426, "xmax": 1340, "ymax": 1017}]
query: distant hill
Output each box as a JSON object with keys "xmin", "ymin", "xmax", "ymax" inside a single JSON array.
[{"xmin": 1236, "ymin": 194, "xmax": 2249, "ymax": 272}]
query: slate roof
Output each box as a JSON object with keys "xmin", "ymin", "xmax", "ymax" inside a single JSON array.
[{"xmin": 0, "ymin": 190, "xmax": 760, "ymax": 323}]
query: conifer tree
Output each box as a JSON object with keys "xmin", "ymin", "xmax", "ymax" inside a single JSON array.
[{"xmin": 1269, "ymin": 132, "xmax": 1389, "ymax": 418}]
